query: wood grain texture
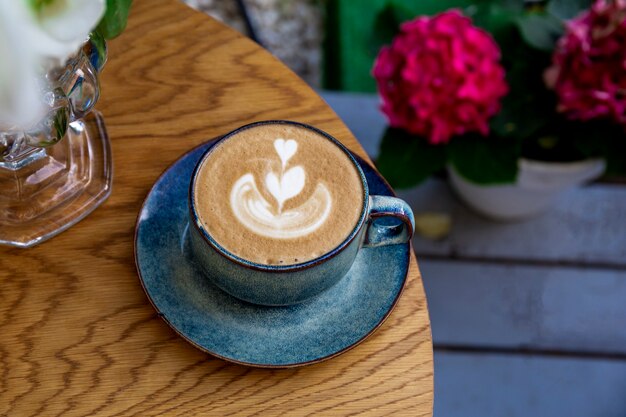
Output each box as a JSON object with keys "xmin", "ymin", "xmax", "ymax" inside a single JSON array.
[{"xmin": 0, "ymin": 1, "xmax": 433, "ymax": 415}]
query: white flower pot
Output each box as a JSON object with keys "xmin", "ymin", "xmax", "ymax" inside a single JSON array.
[{"xmin": 447, "ymin": 158, "xmax": 606, "ymax": 221}]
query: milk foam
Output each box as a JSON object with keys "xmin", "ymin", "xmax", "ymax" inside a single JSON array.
[{"xmin": 229, "ymin": 138, "xmax": 332, "ymax": 239}]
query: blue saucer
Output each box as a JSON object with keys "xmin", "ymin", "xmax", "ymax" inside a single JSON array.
[{"xmin": 135, "ymin": 141, "xmax": 410, "ymax": 368}]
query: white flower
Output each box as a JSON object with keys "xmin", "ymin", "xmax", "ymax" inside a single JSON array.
[
  {"xmin": 0, "ymin": 21, "xmax": 38, "ymax": 128},
  {"xmin": 0, "ymin": 0, "xmax": 105, "ymax": 128}
]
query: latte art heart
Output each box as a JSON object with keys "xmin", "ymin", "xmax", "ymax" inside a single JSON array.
[
  {"xmin": 265, "ymin": 166, "xmax": 305, "ymax": 212},
  {"xmin": 274, "ymin": 138, "xmax": 298, "ymax": 168},
  {"xmin": 193, "ymin": 123, "xmax": 365, "ymax": 265},
  {"xmin": 230, "ymin": 139, "xmax": 332, "ymax": 238}
]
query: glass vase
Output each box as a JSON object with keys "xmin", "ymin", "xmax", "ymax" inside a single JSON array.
[{"xmin": 0, "ymin": 33, "xmax": 112, "ymax": 248}]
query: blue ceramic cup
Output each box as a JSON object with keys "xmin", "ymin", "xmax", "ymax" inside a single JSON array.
[{"xmin": 189, "ymin": 121, "xmax": 415, "ymax": 306}]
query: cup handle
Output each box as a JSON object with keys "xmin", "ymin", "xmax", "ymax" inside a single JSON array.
[{"xmin": 363, "ymin": 195, "xmax": 415, "ymax": 247}]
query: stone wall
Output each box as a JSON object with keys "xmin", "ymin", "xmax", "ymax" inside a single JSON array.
[{"xmin": 183, "ymin": 0, "xmax": 323, "ymax": 87}]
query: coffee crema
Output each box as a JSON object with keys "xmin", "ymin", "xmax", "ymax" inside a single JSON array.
[{"xmin": 193, "ymin": 123, "xmax": 365, "ymax": 265}]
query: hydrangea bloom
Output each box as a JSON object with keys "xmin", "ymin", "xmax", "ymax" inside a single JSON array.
[
  {"xmin": 546, "ymin": 0, "xmax": 626, "ymax": 126},
  {"xmin": 372, "ymin": 10, "xmax": 508, "ymax": 145}
]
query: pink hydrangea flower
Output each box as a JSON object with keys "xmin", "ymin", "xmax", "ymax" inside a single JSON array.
[
  {"xmin": 546, "ymin": 0, "xmax": 626, "ymax": 126},
  {"xmin": 372, "ymin": 10, "xmax": 508, "ymax": 145}
]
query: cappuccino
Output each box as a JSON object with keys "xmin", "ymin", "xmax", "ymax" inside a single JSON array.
[{"xmin": 193, "ymin": 122, "xmax": 365, "ymax": 265}]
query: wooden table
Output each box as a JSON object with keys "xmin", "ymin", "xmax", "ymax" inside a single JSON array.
[{"xmin": 0, "ymin": 1, "xmax": 433, "ymax": 415}]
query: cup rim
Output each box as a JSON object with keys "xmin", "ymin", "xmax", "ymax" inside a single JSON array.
[{"xmin": 189, "ymin": 120, "xmax": 370, "ymax": 272}]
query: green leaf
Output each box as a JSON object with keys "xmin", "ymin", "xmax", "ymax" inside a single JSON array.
[
  {"xmin": 370, "ymin": 4, "xmax": 402, "ymax": 57},
  {"xmin": 52, "ymin": 106, "xmax": 69, "ymax": 143},
  {"xmin": 516, "ymin": 13, "xmax": 563, "ymax": 51},
  {"xmin": 97, "ymin": 0, "xmax": 133, "ymax": 39},
  {"xmin": 470, "ymin": 1, "xmax": 524, "ymax": 48},
  {"xmin": 569, "ymin": 121, "xmax": 614, "ymax": 158},
  {"xmin": 88, "ymin": 30, "xmax": 108, "ymax": 71},
  {"xmin": 376, "ymin": 128, "xmax": 446, "ymax": 188},
  {"xmin": 491, "ymin": 31, "xmax": 556, "ymax": 140},
  {"xmin": 565, "ymin": 121, "xmax": 625, "ymax": 176},
  {"xmin": 606, "ymin": 135, "xmax": 626, "ymax": 177},
  {"xmin": 490, "ymin": 87, "xmax": 555, "ymax": 140},
  {"xmin": 547, "ymin": 0, "xmax": 592, "ymax": 20},
  {"xmin": 448, "ymin": 134, "xmax": 521, "ymax": 184},
  {"xmin": 391, "ymin": 0, "xmax": 478, "ymax": 17}
]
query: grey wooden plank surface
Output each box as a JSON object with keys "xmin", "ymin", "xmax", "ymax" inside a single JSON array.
[
  {"xmin": 321, "ymin": 90, "xmax": 626, "ymax": 267},
  {"xmin": 422, "ymin": 259, "xmax": 626, "ymax": 353},
  {"xmin": 435, "ymin": 351, "xmax": 626, "ymax": 417},
  {"xmin": 398, "ymin": 181, "xmax": 626, "ymax": 268},
  {"xmin": 320, "ymin": 91, "xmax": 385, "ymax": 158}
]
